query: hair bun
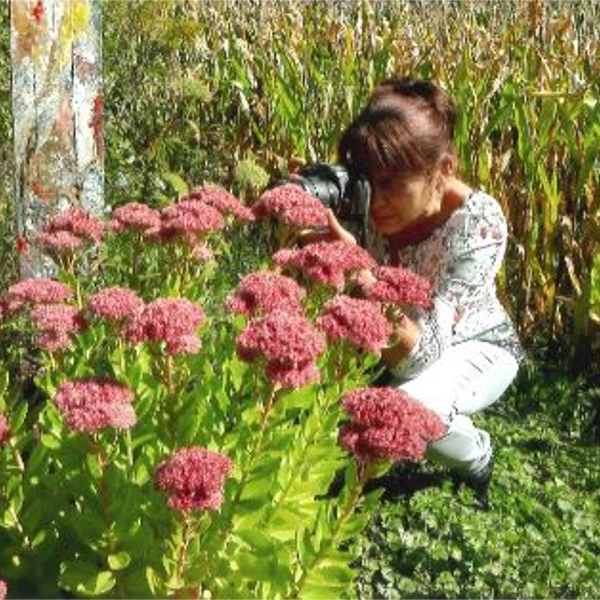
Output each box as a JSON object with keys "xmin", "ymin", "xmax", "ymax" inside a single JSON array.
[{"xmin": 375, "ymin": 77, "xmax": 457, "ymax": 138}]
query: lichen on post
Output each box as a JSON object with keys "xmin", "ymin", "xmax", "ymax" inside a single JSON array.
[{"xmin": 10, "ymin": 0, "xmax": 103, "ymax": 277}]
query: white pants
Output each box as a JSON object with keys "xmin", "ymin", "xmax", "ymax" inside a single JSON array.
[{"xmin": 398, "ymin": 341, "xmax": 519, "ymax": 476}]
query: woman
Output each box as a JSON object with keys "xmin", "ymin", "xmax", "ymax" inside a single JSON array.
[{"xmin": 327, "ymin": 77, "xmax": 524, "ymax": 510}]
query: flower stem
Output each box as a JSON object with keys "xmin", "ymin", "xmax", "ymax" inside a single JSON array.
[
  {"xmin": 207, "ymin": 386, "xmax": 278, "ymax": 568},
  {"xmin": 290, "ymin": 460, "xmax": 373, "ymax": 599},
  {"xmin": 175, "ymin": 512, "xmax": 193, "ymax": 585}
]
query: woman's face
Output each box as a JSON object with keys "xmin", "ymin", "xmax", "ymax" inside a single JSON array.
[{"xmin": 368, "ymin": 169, "xmax": 443, "ymax": 236}]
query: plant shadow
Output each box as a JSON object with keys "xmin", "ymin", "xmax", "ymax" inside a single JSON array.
[{"xmin": 364, "ymin": 464, "xmax": 448, "ymax": 501}]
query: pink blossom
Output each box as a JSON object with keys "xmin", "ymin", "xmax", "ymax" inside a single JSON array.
[
  {"xmin": 188, "ymin": 186, "xmax": 255, "ymax": 223},
  {"xmin": 155, "ymin": 447, "xmax": 233, "ymax": 511},
  {"xmin": 273, "ymin": 241, "xmax": 376, "ymax": 289},
  {"xmin": 225, "ymin": 271, "xmax": 306, "ymax": 317},
  {"xmin": 365, "ymin": 266, "xmax": 433, "ymax": 308},
  {"xmin": 87, "ymin": 286, "xmax": 145, "ymax": 322},
  {"xmin": 237, "ymin": 310, "xmax": 325, "ymax": 388},
  {"xmin": 31, "ymin": 304, "xmax": 86, "ymax": 334},
  {"xmin": 0, "ymin": 414, "xmax": 10, "ymax": 447},
  {"xmin": 192, "ymin": 244, "xmax": 213, "ymax": 262},
  {"xmin": 123, "ymin": 298, "xmax": 205, "ymax": 353},
  {"xmin": 0, "ymin": 578, "xmax": 7, "ymax": 600},
  {"xmin": 37, "ymin": 330, "xmax": 72, "ymax": 353},
  {"xmin": 338, "ymin": 387, "xmax": 446, "ymax": 462},
  {"xmin": 34, "ymin": 230, "xmax": 83, "ymax": 253},
  {"xmin": 3, "ymin": 278, "xmax": 73, "ymax": 314},
  {"xmin": 165, "ymin": 335, "xmax": 202, "ymax": 356},
  {"xmin": 110, "ymin": 202, "xmax": 161, "ymax": 232},
  {"xmin": 265, "ymin": 361, "xmax": 320, "ymax": 388},
  {"xmin": 316, "ymin": 295, "xmax": 392, "ymax": 352},
  {"xmin": 54, "ymin": 379, "xmax": 136, "ymax": 432},
  {"xmin": 45, "ymin": 207, "xmax": 105, "ymax": 243},
  {"xmin": 31, "ymin": 304, "xmax": 86, "ymax": 351},
  {"xmin": 159, "ymin": 200, "xmax": 225, "ymax": 241},
  {"xmin": 253, "ymin": 184, "xmax": 329, "ymax": 227}
]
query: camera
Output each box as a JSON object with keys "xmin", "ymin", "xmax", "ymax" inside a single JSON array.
[{"xmin": 275, "ymin": 163, "xmax": 371, "ymax": 226}]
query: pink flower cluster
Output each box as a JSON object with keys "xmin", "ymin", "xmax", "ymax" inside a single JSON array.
[
  {"xmin": 338, "ymin": 387, "xmax": 446, "ymax": 462},
  {"xmin": 31, "ymin": 304, "xmax": 86, "ymax": 352},
  {"xmin": 0, "ymin": 414, "xmax": 10, "ymax": 447},
  {"xmin": 365, "ymin": 266, "xmax": 433, "ymax": 308},
  {"xmin": 123, "ymin": 298, "xmax": 205, "ymax": 355},
  {"xmin": 316, "ymin": 295, "xmax": 392, "ymax": 352},
  {"xmin": 273, "ymin": 241, "xmax": 376, "ymax": 289},
  {"xmin": 87, "ymin": 286, "xmax": 145, "ymax": 322},
  {"xmin": 253, "ymin": 184, "xmax": 330, "ymax": 228},
  {"xmin": 1, "ymin": 278, "xmax": 73, "ymax": 314},
  {"xmin": 110, "ymin": 202, "xmax": 161, "ymax": 233},
  {"xmin": 35, "ymin": 230, "xmax": 82, "ymax": 254},
  {"xmin": 148, "ymin": 200, "xmax": 225, "ymax": 244},
  {"xmin": 188, "ymin": 186, "xmax": 255, "ymax": 223},
  {"xmin": 155, "ymin": 446, "xmax": 233, "ymax": 511},
  {"xmin": 35, "ymin": 207, "xmax": 104, "ymax": 252},
  {"xmin": 0, "ymin": 578, "xmax": 6, "ymax": 600},
  {"xmin": 225, "ymin": 271, "xmax": 306, "ymax": 317},
  {"xmin": 54, "ymin": 379, "xmax": 136, "ymax": 432},
  {"xmin": 237, "ymin": 310, "xmax": 326, "ymax": 387}
]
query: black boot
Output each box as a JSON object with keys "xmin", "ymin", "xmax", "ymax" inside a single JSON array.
[{"xmin": 453, "ymin": 455, "xmax": 495, "ymax": 511}]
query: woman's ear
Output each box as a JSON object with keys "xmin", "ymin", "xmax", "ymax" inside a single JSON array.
[{"xmin": 440, "ymin": 154, "xmax": 456, "ymax": 177}]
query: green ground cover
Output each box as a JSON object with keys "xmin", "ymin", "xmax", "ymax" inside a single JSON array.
[{"xmin": 355, "ymin": 365, "xmax": 600, "ymax": 599}]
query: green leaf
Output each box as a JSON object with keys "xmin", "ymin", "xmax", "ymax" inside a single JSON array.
[
  {"xmin": 59, "ymin": 561, "xmax": 116, "ymax": 597},
  {"xmin": 10, "ymin": 401, "xmax": 28, "ymax": 433},
  {"xmin": 86, "ymin": 454, "xmax": 103, "ymax": 480},
  {"xmin": 69, "ymin": 510, "xmax": 107, "ymax": 551},
  {"xmin": 162, "ymin": 171, "xmax": 189, "ymax": 196},
  {"xmin": 235, "ymin": 529, "xmax": 275, "ymax": 553},
  {"xmin": 236, "ymin": 552, "xmax": 274, "ymax": 582},
  {"xmin": 40, "ymin": 433, "xmax": 61, "ymax": 450},
  {"xmin": 108, "ymin": 551, "xmax": 131, "ymax": 571}
]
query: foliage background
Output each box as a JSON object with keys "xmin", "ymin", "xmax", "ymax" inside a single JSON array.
[{"xmin": 1, "ymin": 1, "xmax": 600, "ymax": 598}]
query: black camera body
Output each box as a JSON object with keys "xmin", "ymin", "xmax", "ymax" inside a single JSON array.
[
  {"xmin": 273, "ymin": 163, "xmax": 371, "ymax": 243},
  {"xmin": 284, "ymin": 163, "xmax": 370, "ymax": 224}
]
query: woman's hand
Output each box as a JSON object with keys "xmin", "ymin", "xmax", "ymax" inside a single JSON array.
[
  {"xmin": 299, "ymin": 209, "xmax": 357, "ymax": 246},
  {"xmin": 380, "ymin": 315, "xmax": 421, "ymax": 368}
]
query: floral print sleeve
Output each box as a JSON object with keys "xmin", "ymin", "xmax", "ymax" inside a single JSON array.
[{"xmin": 378, "ymin": 191, "xmax": 524, "ymax": 380}]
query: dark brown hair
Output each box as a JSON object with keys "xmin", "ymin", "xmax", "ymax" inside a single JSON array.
[{"xmin": 338, "ymin": 77, "xmax": 458, "ymax": 179}]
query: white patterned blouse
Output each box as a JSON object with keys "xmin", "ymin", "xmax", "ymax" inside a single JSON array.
[{"xmin": 367, "ymin": 189, "xmax": 524, "ymax": 380}]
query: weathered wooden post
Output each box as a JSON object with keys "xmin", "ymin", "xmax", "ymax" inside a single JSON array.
[{"xmin": 10, "ymin": 0, "xmax": 103, "ymax": 277}]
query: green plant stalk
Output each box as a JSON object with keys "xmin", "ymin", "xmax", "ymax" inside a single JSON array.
[{"xmin": 291, "ymin": 459, "xmax": 374, "ymax": 599}]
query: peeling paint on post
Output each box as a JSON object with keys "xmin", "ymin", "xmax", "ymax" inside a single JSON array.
[{"xmin": 10, "ymin": 0, "xmax": 103, "ymax": 277}]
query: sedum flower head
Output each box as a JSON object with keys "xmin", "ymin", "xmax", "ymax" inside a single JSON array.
[
  {"xmin": 273, "ymin": 241, "xmax": 376, "ymax": 290},
  {"xmin": 110, "ymin": 202, "xmax": 162, "ymax": 232},
  {"xmin": 236, "ymin": 310, "xmax": 326, "ymax": 388},
  {"xmin": 0, "ymin": 578, "xmax": 7, "ymax": 600},
  {"xmin": 155, "ymin": 446, "xmax": 234, "ymax": 511},
  {"xmin": 0, "ymin": 414, "xmax": 10, "ymax": 447},
  {"xmin": 3, "ymin": 278, "xmax": 73, "ymax": 314},
  {"xmin": 188, "ymin": 186, "xmax": 255, "ymax": 223},
  {"xmin": 123, "ymin": 298, "xmax": 205, "ymax": 354},
  {"xmin": 45, "ymin": 206, "xmax": 105, "ymax": 243},
  {"xmin": 366, "ymin": 266, "xmax": 433, "ymax": 308},
  {"xmin": 225, "ymin": 271, "xmax": 306, "ymax": 317},
  {"xmin": 253, "ymin": 184, "xmax": 329, "ymax": 228},
  {"xmin": 316, "ymin": 295, "xmax": 392, "ymax": 352},
  {"xmin": 87, "ymin": 286, "xmax": 145, "ymax": 322},
  {"xmin": 31, "ymin": 304, "xmax": 86, "ymax": 352},
  {"xmin": 54, "ymin": 379, "xmax": 136, "ymax": 432},
  {"xmin": 157, "ymin": 200, "xmax": 226, "ymax": 241},
  {"xmin": 338, "ymin": 387, "xmax": 446, "ymax": 462},
  {"xmin": 34, "ymin": 230, "xmax": 83, "ymax": 254}
]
